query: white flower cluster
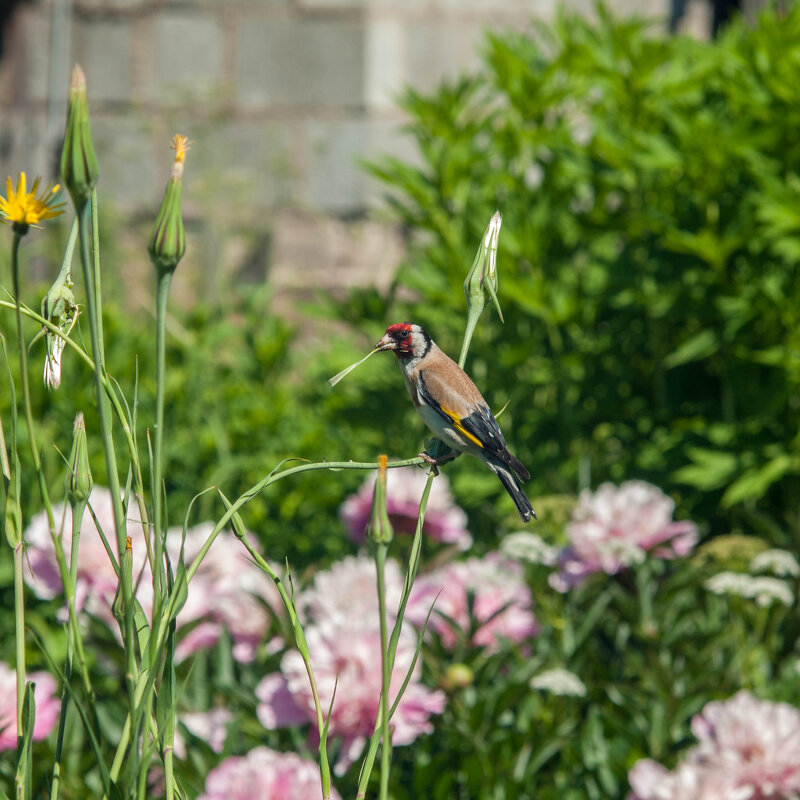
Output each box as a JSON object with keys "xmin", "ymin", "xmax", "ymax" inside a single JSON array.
[
  {"xmin": 704, "ymin": 571, "xmax": 794, "ymax": 607},
  {"xmin": 530, "ymin": 668, "xmax": 586, "ymax": 698}
]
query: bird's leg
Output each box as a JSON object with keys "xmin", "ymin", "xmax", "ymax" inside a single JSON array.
[{"xmin": 419, "ymin": 439, "xmax": 458, "ymax": 475}]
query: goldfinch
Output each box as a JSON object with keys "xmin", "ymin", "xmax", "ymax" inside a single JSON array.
[{"xmin": 376, "ymin": 322, "xmax": 535, "ymax": 523}]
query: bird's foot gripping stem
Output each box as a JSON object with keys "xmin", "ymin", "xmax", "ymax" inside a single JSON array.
[{"xmin": 419, "ymin": 440, "xmax": 458, "ymax": 475}]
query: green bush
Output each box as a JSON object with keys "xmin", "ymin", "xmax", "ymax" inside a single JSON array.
[
  {"xmin": 7, "ymin": 6, "xmax": 800, "ymax": 565},
  {"xmin": 351, "ymin": 4, "xmax": 800, "ymax": 545}
]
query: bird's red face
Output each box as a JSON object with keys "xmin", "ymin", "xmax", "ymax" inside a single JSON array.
[{"xmin": 376, "ymin": 323, "xmax": 415, "ymax": 358}]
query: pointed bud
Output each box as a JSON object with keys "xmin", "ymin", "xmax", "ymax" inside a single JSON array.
[
  {"xmin": 112, "ymin": 536, "xmax": 133, "ymax": 625},
  {"xmin": 464, "ymin": 211, "xmax": 504, "ymax": 323},
  {"xmin": 59, "ymin": 66, "xmax": 99, "ymax": 207},
  {"xmin": 64, "ymin": 413, "xmax": 92, "ymax": 505},
  {"xmin": 148, "ymin": 135, "xmax": 189, "ymax": 276},
  {"xmin": 366, "ymin": 455, "xmax": 394, "ymax": 546}
]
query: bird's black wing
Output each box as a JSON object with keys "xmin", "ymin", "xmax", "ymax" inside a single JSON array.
[
  {"xmin": 459, "ymin": 405, "xmax": 529, "ymax": 477},
  {"xmin": 417, "ymin": 374, "xmax": 529, "ymax": 481}
]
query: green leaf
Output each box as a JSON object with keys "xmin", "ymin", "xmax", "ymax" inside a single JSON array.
[
  {"xmin": 672, "ymin": 448, "xmax": 738, "ymax": 490},
  {"xmin": 663, "ymin": 329, "xmax": 719, "ymax": 368},
  {"xmin": 721, "ymin": 454, "xmax": 794, "ymax": 507}
]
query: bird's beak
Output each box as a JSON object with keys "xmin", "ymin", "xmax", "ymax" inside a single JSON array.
[{"xmin": 375, "ymin": 334, "xmax": 394, "ymax": 351}]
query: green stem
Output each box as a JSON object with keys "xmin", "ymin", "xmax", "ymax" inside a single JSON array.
[
  {"xmin": 162, "ymin": 620, "xmax": 176, "ymax": 800},
  {"xmin": 153, "ymin": 270, "xmax": 174, "ymax": 800},
  {"xmin": 9, "ymin": 232, "xmax": 28, "ymax": 747},
  {"xmin": 91, "ymin": 191, "xmax": 105, "ymax": 361},
  {"xmin": 185, "ymin": 457, "xmax": 425, "ymax": 584},
  {"xmin": 10, "ymin": 232, "xmax": 56, "ymax": 531},
  {"xmin": 50, "ymin": 498, "xmax": 90, "ymax": 800},
  {"xmin": 458, "ymin": 303, "xmax": 483, "ymax": 370},
  {"xmin": 232, "ymin": 522, "xmax": 331, "ymax": 799},
  {"xmin": 13, "ymin": 541, "xmax": 25, "ymax": 746},
  {"xmin": 0, "ymin": 299, "xmax": 154, "ymax": 566},
  {"xmin": 75, "ymin": 199, "xmax": 137, "ymax": 725},
  {"xmin": 375, "ymin": 542, "xmax": 392, "ymax": 800},
  {"xmin": 151, "ymin": 272, "xmax": 172, "ymax": 642},
  {"xmin": 356, "ymin": 469, "xmax": 436, "ymax": 799}
]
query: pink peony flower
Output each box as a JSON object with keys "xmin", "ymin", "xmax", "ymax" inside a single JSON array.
[
  {"xmin": 406, "ymin": 553, "xmax": 538, "ymax": 650},
  {"xmin": 628, "ymin": 759, "xmax": 750, "ymax": 800},
  {"xmin": 168, "ymin": 522, "xmax": 282, "ymax": 663},
  {"xmin": 0, "ymin": 661, "xmax": 60, "ymax": 751},
  {"xmin": 199, "ymin": 746, "xmax": 342, "ymax": 800},
  {"xmin": 23, "ymin": 488, "xmax": 281, "ymax": 663},
  {"xmin": 551, "ymin": 481, "xmax": 698, "ymax": 591},
  {"xmin": 256, "ymin": 555, "xmax": 445, "ymax": 774},
  {"xmin": 340, "ymin": 467, "xmax": 472, "ymax": 550},
  {"xmin": 24, "ymin": 488, "xmax": 148, "ymax": 622},
  {"xmin": 298, "ymin": 554, "xmax": 403, "ymax": 630},
  {"xmin": 174, "ymin": 708, "xmax": 232, "ymax": 759},
  {"xmin": 628, "ymin": 691, "xmax": 800, "ymax": 800}
]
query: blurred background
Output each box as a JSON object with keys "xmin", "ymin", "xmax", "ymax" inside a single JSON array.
[
  {"xmin": 3, "ymin": 5, "xmax": 800, "ymax": 795},
  {"xmin": 0, "ymin": 0, "xmax": 766, "ymax": 309},
  {"xmin": 1, "ymin": 0, "xmax": 799, "ymax": 565}
]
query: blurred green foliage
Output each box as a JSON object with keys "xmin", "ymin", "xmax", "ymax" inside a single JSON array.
[
  {"xmin": 382, "ymin": 547, "xmax": 800, "ymax": 800},
  {"xmin": 5, "ymin": 0, "xmax": 800, "ymax": 634},
  {"xmin": 352, "ymin": 4, "xmax": 800, "ymax": 547},
  {"xmin": 3, "ymin": 5, "xmax": 800, "ymax": 798}
]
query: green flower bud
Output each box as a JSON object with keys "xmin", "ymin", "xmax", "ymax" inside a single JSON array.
[
  {"xmin": 148, "ymin": 135, "xmax": 189, "ymax": 276},
  {"xmin": 441, "ymin": 663, "xmax": 474, "ymax": 690},
  {"xmin": 366, "ymin": 455, "xmax": 394, "ymax": 546},
  {"xmin": 65, "ymin": 412, "xmax": 92, "ymax": 505},
  {"xmin": 59, "ymin": 65, "xmax": 99, "ymax": 207},
  {"xmin": 464, "ymin": 211, "xmax": 504, "ymax": 323}
]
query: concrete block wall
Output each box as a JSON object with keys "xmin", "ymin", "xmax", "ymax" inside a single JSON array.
[{"xmin": 0, "ymin": 0, "xmax": 672, "ymax": 304}]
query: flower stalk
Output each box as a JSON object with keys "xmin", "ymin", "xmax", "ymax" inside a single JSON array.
[
  {"xmin": 9, "ymin": 228, "xmax": 58, "ymax": 763},
  {"xmin": 147, "ymin": 141, "xmax": 189, "ymax": 799},
  {"xmin": 368, "ymin": 455, "xmax": 395, "ymax": 800},
  {"xmin": 60, "ymin": 67, "xmax": 136, "ymax": 713}
]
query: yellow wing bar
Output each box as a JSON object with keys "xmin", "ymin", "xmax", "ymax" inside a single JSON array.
[{"xmin": 441, "ymin": 407, "xmax": 484, "ymax": 449}]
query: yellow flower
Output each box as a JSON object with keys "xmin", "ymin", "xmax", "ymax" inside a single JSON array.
[
  {"xmin": 171, "ymin": 134, "xmax": 191, "ymax": 166},
  {"xmin": 0, "ymin": 172, "xmax": 65, "ymax": 231}
]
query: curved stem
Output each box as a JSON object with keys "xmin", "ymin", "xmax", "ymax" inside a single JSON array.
[
  {"xmin": 108, "ymin": 455, "xmax": 428, "ymax": 796},
  {"xmin": 185, "ymin": 456, "xmax": 425, "ymax": 585},
  {"xmin": 0, "ymin": 299, "xmax": 154, "ymax": 557},
  {"xmin": 232, "ymin": 522, "xmax": 331, "ymax": 797}
]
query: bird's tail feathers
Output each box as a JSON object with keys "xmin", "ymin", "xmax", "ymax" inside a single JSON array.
[
  {"xmin": 507, "ymin": 452, "xmax": 530, "ymax": 482},
  {"xmin": 488, "ymin": 462, "xmax": 536, "ymax": 523}
]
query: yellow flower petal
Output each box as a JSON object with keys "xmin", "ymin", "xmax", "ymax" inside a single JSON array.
[{"xmin": 0, "ymin": 172, "xmax": 65, "ymax": 228}]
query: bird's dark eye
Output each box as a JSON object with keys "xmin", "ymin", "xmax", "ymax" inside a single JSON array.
[{"xmin": 392, "ymin": 329, "xmax": 407, "ymax": 341}]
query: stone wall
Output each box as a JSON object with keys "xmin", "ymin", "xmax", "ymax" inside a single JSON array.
[{"xmin": 0, "ymin": 0, "xmax": 672, "ymax": 305}]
